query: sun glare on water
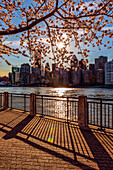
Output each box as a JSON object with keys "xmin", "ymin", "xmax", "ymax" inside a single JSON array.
[{"xmin": 56, "ymin": 88, "xmax": 66, "ymax": 96}]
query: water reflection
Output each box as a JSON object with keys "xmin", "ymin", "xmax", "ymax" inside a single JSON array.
[
  {"xmin": 55, "ymin": 88, "xmax": 67, "ymax": 96},
  {"xmin": 55, "ymin": 100, "xmax": 66, "ymax": 119},
  {"xmin": 0, "ymin": 87, "xmax": 113, "ymax": 98}
]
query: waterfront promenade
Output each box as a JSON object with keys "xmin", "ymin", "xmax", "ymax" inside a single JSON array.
[{"xmin": 0, "ymin": 108, "xmax": 113, "ymax": 169}]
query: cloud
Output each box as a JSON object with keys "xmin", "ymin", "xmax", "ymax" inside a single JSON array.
[
  {"xmin": 102, "ymin": 26, "xmax": 113, "ymax": 31},
  {"xmin": 3, "ymin": 40, "xmax": 20, "ymax": 47},
  {"xmin": 75, "ymin": 0, "xmax": 102, "ymax": 11}
]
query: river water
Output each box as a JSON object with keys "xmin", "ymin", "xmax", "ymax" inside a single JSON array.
[{"xmin": 0, "ymin": 86, "xmax": 113, "ymax": 98}]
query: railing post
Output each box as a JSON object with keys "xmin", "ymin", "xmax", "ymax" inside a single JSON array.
[
  {"xmin": 3, "ymin": 92, "xmax": 8, "ymax": 109},
  {"xmin": 30, "ymin": 93, "xmax": 36, "ymax": 116},
  {"xmin": 78, "ymin": 95, "xmax": 87, "ymax": 127},
  {"xmin": 100, "ymin": 99, "xmax": 102, "ymax": 130}
]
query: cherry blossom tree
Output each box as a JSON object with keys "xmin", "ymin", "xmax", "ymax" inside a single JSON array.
[{"xmin": 0, "ymin": 0, "xmax": 113, "ymax": 66}]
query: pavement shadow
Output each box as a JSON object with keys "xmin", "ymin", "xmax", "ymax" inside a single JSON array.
[
  {"xmin": 1, "ymin": 115, "xmax": 96, "ymax": 169},
  {"xmin": 1, "ymin": 114, "xmax": 113, "ymax": 169},
  {"xmin": 79, "ymin": 126, "xmax": 113, "ymax": 169},
  {"xmin": 3, "ymin": 115, "xmax": 34, "ymax": 139}
]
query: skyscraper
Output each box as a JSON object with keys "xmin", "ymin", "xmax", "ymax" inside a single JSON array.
[
  {"xmin": 20, "ymin": 63, "xmax": 30, "ymax": 85},
  {"xmin": 34, "ymin": 49, "xmax": 41, "ymax": 68},
  {"xmin": 95, "ymin": 56, "xmax": 107, "ymax": 71},
  {"xmin": 105, "ymin": 60, "xmax": 113, "ymax": 85},
  {"xmin": 71, "ymin": 55, "xmax": 78, "ymax": 68},
  {"xmin": 12, "ymin": 67, "xmax": 20, "ymax": 84}
]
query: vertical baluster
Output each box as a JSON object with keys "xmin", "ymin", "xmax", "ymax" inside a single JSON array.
[
  {"xmin": 75, "ymin": 101, "xmax": 76, "ymax": 121},
  {"xmin": 94, "ymin": 102, "xmax": 95, "ymax": 125},
  {"xmin": 100, "ymin": 99, "xmax": 102, "ymax": 129},
  {"xmin": 68, "ymin": 99, "xmax": 70, "ymax": 121},
  {"xmin": 45, "ymin": 98, "xmax": 47, "ymax": 114},
  {"xmin": 97, "ymin": 103, "xmax": 98, "ymax": 126},
  {"xmin": 70, "ymin": 99, "xmax": 71, "ymax": 121},
  {"xmin": 42, "ymin": 96, "xmax": 43, "ymax": 116},
  {"xmin": 71, "ymin": 101, "xmax": 72, "ymax": 121},
  {"xmin": 48, "ymin": 99, "xmax": 50, "ymax": 115},
  {"xmin": 112, "ymin": 105, "xmax": 113, "ymax": 129},
  {"xmin": 54, "ymin": 98, "xmax": 55, "ymax": 117},
  {"xmin": 87, "ymin": 102, "xmax": 89, "ymax": 124},
  {"xmin": 24, "ymin": 94, "xmax": 26, "ymax": 112},
  {"xmin": 47, "ymin": 99, "xmax": 49, "ymax": 114},
  {"xmin": 104, "ymin": 104, "xmax": 106, "ymax": 128},
  {"xmin": 108, "ymin": 104, "xmax": 110, "ymax": 128},
  {"xmin": 90, "ymin": 102, "xmax": 92, "ymax": 124},
  {"xmin": 72, "ymin": 101, "xmax": 73, "ymax": 121},
  {"xmin": 67, "ymin": 97, "xmax": 69, "ymax": 122}
]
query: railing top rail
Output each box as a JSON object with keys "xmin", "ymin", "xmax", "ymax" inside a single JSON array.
[
  {"xmin": 0, "ymin": 92, "xmax": 113, "ymax": 101},
  {"xmin": 87, "ymin": 97, "xmax": 113, "ymax": 101},
  {"xmin": 4, "ymin": 92, "xmax": 78, "ymax": 99},
  {"xmin": 8, "ymin": 93, "xmax": 30, "ymax": 96},
  {"xmin": 35, "ymin": 94, "xmax": 78, "ymax": 99}
]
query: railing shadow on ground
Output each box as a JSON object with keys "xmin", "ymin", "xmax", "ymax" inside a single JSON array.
[
  {"xmin": 0, "ymin": 111, "xmax": 113, "ymax": 169},
  {"xmin": 79, "ymin": 126, "xmax": 113, "ymax": 169}
]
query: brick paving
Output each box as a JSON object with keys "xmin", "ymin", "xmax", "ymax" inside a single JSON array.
[{"xmin": 0, "ymin": 108, "xmax": 113, "ymax": 169}]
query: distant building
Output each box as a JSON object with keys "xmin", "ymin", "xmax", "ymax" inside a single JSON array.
[
  {"xmin": 95, "ymin": 56, "xmax": 107, "ymax": 71},
  {"xmin": 53, "ymin": 65, "xmax": 60, "ymax": 86},
  {"xmin": 45, "ymin": 63, "xmax": 50, "ymax": 85},
  {"xmin": 34, "ymin": 49, "xmax": 41, "ymax": 68},
  {"xmin": 8, "ymin": 72, "xmax": 12, "ymax": 83},
  {"xmin": 70, "ymin": 55, "xmax": 78, "ymax": 85},
  {"xmin": 73, "ymin": 67, "xmax": 78, "ymax": 86},
  {"xmin": 27, "ymin": 73, "xmax": 36, "ymax": 85},
  {"xmin": 79, "ymin": 59, "xmax": 87, "ymax": 70},
  {"xmin": 89, "ymin": 64, "xmax": 95, "ymax": 76},
  {"xmin": 71, "ymin": 55, "xmax": 78, "ymax": 68},
  {"xmin": 20, "ymin": 63, "xmax": 30, "ymax": 85},
  {"xmin": 95, "ymin": 56, "xmax": 107, "ymax": 85},
  {"xmin": 15, "ymin": 72, "xmax": 20, "ymax": 83},
  {"xmin": 105, "ymin": 60, "xmax": 113, "ymax": 85},
  {"xmin": 52, "ymin": 63, "xmax": 56, "ymax": 72},
  {"xmin": 12, "ymin": 67, "xmax": 20, "ymax": 84},
  {"xmin": 96, "ymin": 69, "xmax": 104, "ymax": 85},
  {"xmin": 59, "ymin": 64, "xmax": 64, "ymax": 85},
  {"xmin": 62, "ymin": 69, "xmax": 68, "ymax": 86},
  {"xmin": 89, "ymin": 64, "xmax": 96, "ymax": 85},
  {"xmin": 41, "ymin": 65, "xmax": 45, "ymax": 77},
  {"xmin": 84, "ymin": 69, "xmax": 91, "ymax": 84},
  {"xmin": 77, "ymin": 67, "xmax": 82, "ymax": 85}
]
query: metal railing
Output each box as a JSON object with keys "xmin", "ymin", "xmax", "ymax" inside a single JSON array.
[
  {"xmin": 1, "ymin": 92, "xmax": 113, "ymax": 129},
  {"xmin": 87, "ymin": 98, "xmax": 113, "ymax": 129},
  {"xmin": 8, "ymin": 93, "xmax": 30, "ymax": 112},
  {"xmin": 36, "ymin": 95, "xmax": 78, "ymax": 122}
]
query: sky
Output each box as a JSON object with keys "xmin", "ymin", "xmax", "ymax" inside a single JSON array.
[{"xmin": 0, "ymin": 0, "xmax": 113, "ymax": 77}]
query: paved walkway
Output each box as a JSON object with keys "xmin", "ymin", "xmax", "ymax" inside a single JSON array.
[{"xmin": 0, "ymin": 109, "xmax": 113, "ymax": 169}]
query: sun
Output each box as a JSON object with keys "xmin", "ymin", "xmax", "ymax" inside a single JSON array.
[{"xmin": 57, "ymin": 42, "xmax": 64, "ymax": 49}]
